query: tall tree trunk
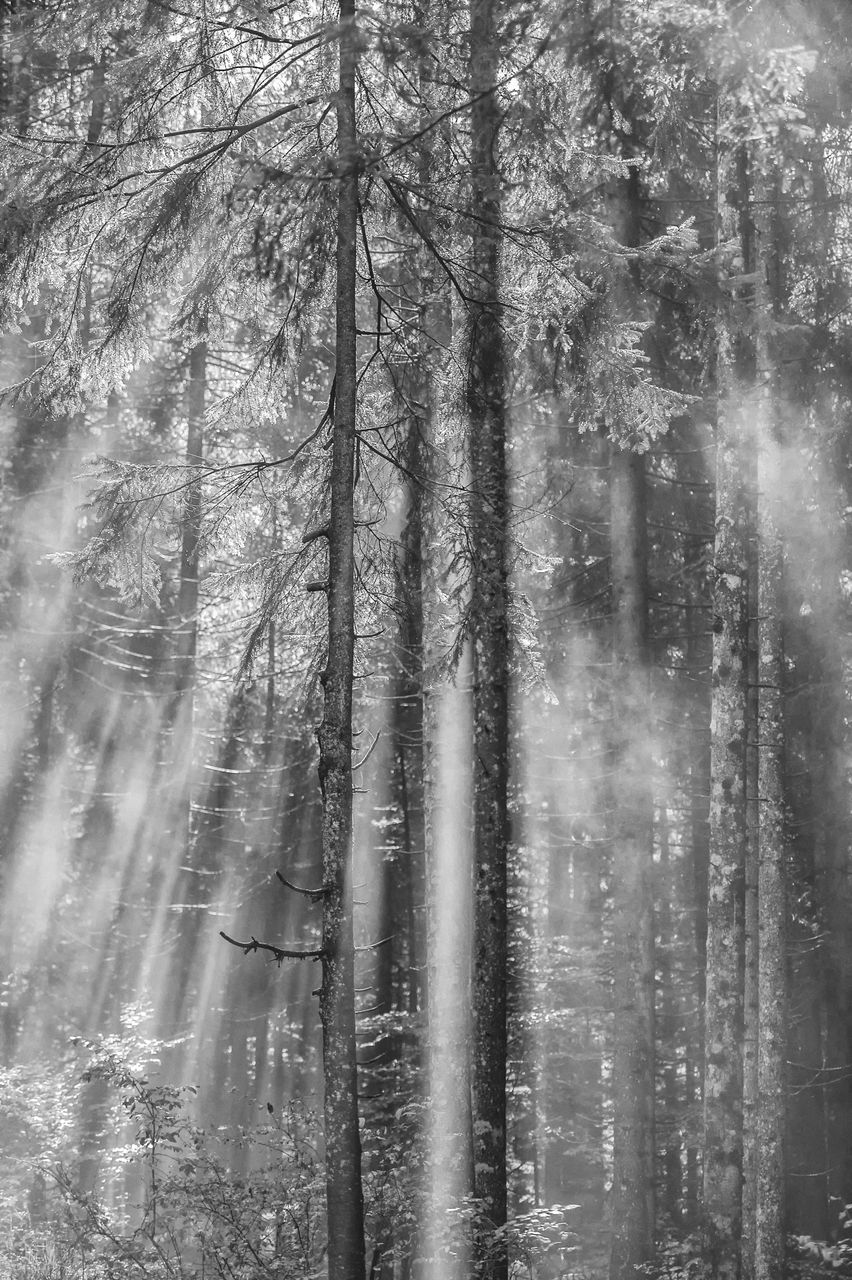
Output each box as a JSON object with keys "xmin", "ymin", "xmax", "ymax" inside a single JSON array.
[
  {"xmin": 808, "ymin": 131, "xmax": 852, "ymax": 1237},
  {"xmin": 753, "ymin": 454, "xmax": 786, "ymax": 1280},
  {"xmin": 395, "ymin": 411, "xmax": 427, "ymax": 1019},
  {"xmin": 424, "ymin": 671, "xmax": 474, "ymax": 1280},
  {"xmin": 741, "ymin": 456, "xmax": 759, "ymax": 1280},
  {"xmin": 657, "ymin": 807, "xmax": 681, "ymax": 1227},
  {"xmin": 468, "ymin": 1, "xmax": 509, "ymax": 1275},
  {"xmin": 703, "ymin": 137, "xmax": 752, "ymax": 1280},
  {"xmin": 316, "ymin": 3, "xmax": 365, "ymax": 1276},
  {"xmin": 608, "ymin": 447, "xmax": 655, "ymax": 1279},
  {"xmin": 414, "ymin": 6, "xmax": 472, "ymax": 1272},
  {"xmin": 752, "ymin": 175, "xmax": 786, "ymax": 1280},
  {"xmin": 605, "ymin": 147, "xmax": 656, "ymax": 1280},
  {"xmin": 676, "ymin": 412, "xmax": 713, "ymax": 1233}
]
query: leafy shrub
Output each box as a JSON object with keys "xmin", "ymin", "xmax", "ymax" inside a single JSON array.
[{"xmin": 1, "ymin": 1040, "xmax": 326, "ymax": 1280}]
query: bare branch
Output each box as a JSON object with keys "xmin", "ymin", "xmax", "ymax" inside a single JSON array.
[
  {"xmin": 219, "ymin": 931, "xmax": 324, "ymax": 963},
  {"xmin": 354, "ymin": 935, "xmax": 394, "ymax": 952},
  {"xmin": 352, "ymin": 730, "xmax": 380, "ymax": 770},
  {"xmin": 276, "ymin": 870, "xmax": 327, "ymax": 902}
]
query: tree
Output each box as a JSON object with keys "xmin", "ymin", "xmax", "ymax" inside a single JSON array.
[
  {"xmin": 703, "ymin": 126, "xmax": 752, "ymax": 1280},
  {"xmin": 467, "ymin": 1, "xmax": 510, "ymax": 1276},
  {"xmin": 314, "ymin": 3, "xmax": 365, "ymax": 1276}
]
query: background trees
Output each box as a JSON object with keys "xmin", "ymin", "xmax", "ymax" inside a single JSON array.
[{"xmin": 2, "ymin": 2, "xmax": 852, "ymax": 1279}]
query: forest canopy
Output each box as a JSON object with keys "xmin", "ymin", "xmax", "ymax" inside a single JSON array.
[{"xmin": 1, "ymin": 2, "xmax": 851, "ymax": 1280}]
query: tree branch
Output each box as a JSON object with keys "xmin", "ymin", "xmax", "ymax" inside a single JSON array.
[
  {"xmin": 219, "ymin": 931, "xmax": 324, "ymax": 963},
  {"xmin": 276, "ymin": 870, "xmax": 327, "ymax": 902}
]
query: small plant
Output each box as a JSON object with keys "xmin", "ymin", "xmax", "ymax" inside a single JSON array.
[{"xmin": 2, "ymin": 1040, "xmax": 327, "ymax": 1280}]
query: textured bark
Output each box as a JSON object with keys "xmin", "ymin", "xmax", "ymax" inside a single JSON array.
[
  {"xmin": 681, "ymin": 417, "xmax": 712, "ymax": 1233},
  {"xmin": 754, "ymin": 468, "xmax": 786, "ymax": 1280},
  {"xmin": 703, "ymin": 138, "xmax": 751, "ymax": 1280},
  {"xmin": 608, "ymin": 448, "xmax": 655, "ymax": 1280},
  {"xmin": 741, "ymin": 467, "xmax": 759, "ymax": 1280},
  {"xmin": 811, "ymin": 586, "xmax": 852, "ymax": 1227},
  {"xmin": 808, "ymin": 136, "xmax": 852, "ymax": 1232},
  {"xmin": 395, "ymin": 402, "xmax": 427, "ymax": 1019},
  {"xmin": 752, "ymin": 174, "xmax": 787, "ymax": 1280},
  {"xmin": 657, "ymin": 809, "xmax": 681, "ymax": 1227},
  {"xmin": 316, "ymin": 5, "xmax": 365, "ymax": 1277},
  {"xmin": 703, "ymin": 397, "xmax": 748, "ymax": 1280},
  {"xmin": 468, "ymin": 1, "xmax": 509, "ymax": 1275}
]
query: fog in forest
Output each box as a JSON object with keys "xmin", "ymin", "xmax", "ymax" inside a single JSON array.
[{"xmin": 2, "ymin": 2, "xmax": 852, "ymax": 1280}]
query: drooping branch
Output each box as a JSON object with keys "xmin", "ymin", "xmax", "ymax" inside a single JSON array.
[{"xmin": 275, "ymin": 869, "xmax": 327, "ymax": 902}]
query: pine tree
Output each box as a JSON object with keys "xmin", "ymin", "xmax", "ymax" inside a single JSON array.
[
  {"xmin": 316, "ymin": 3, "xmax": 366, "ymax": 1276},
  {"xmin": 467, "ymin": 0, "xmax": 510, "ymax": 1274}
]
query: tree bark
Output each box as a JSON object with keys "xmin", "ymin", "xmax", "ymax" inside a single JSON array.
[
  {"xmin": 752, "ymin": 172, "xmax": 786, "ymax": 1280},
  {"xmin": 316, "ymin": 4, "xmax": 365, "ymax": 1276},
  {"xmin": 468, "ymin": 0, "xmax": 509, "ymax": 1275},
  {"xmin": 741, "ymin": 455, "xmax": 760, "ymax": 1280},
  {"xmin": 703, "ymin": 136, "xmax": 751, "ymax": 1280},
  {"xmin": 657, "ymin": 807, "xmax": 681, "ymax": 1227},
  {"xmin": 681, "ymin": 415, "xmax": 712, "ymax": 1233},
  {"xmin": 808, "ymin": 131, "xmax": 852, "ymax": 1236},
  {"xmin": 753, "ymin": 452, "xmax": 786, "ymax": 1280}
]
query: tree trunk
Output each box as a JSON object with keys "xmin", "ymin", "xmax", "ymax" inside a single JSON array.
[
  {"xmin": 741, "ymin": 458, "xmax": 760, "ymax": 1280},
  {"xmin": 424, "ymin": 671, "xmax": 474, "ymax": 1280},
  {"xmin": 608, "ymin": 447, "xmax": 655, "ymax": 1280},
  {"xmin": 680, "ymin": 413, "xmax": 713, "ymax": 1233},
  {"xmin": 468, "ymin": 0, "xmax": 509, "ymax": 1274},
  {"xmin": 316, "ymin": 4, "xmax": 365, "ymax": 1276},
  {"xmin": 753, "ymin": 462, "xmax": 786, "ymax": 1280},
  {"xmin": 753, "ymin": 174, "xmax": 787, "ymax": 1280},
  {"xmin": 808, "ymin": 131, "xmax": 852, "ymax": 1237},
  {"xmin": 703, "ymin": 138, "xmax": 752, "ymax": 1280},
  {"xmin": 657, "ymin": 807, "xmax": 681, "ymax": 1227}
]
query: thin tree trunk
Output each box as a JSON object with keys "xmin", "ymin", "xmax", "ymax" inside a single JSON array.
[
  {"xmin": 681, "ymin": 416, "xmax": 712, "ymax": 1233},
  {"xmin": 604, "ymin": 150, "xmax": 656, "ymax": 1280},
  {"xmin": 608, "ymin": 447, "xmax": 655, "ymax": 1279},
  {"xmin": 657, "ymin": 807, "xmax": 681, "ymax": 1227},
  {"xmin": 753, "ymin": 478, "xmax": 786, "ymax": 1280},
  {"xmin": 808, "ymin": 132, "xmax": 852, "ymax": 1234},
  {"xmin": 395, "ymin": 411, "xmax": 427, "ymax": 1019},
  {"xmin": 753, "ymin": 175, "xmax": 786, "ymax": 1280},
  {"xmin": 703, "ymin": 135, "xmax": 752, "ymax": 1280},
  {"xmin": 468, "ymin": 0, "xmax": 509, "ymax": 1274},
  {"xmin": 316, "ymin": 2, "xmax": 365, "ymax": 1275},
  {"xmin": 741, "ymin": 461, "xmax": 759, "ymax": 1280},
  {"xmin": 424, "ymin": 671, "xmax": 474, "ymax": 1280},
  {"xmin": 415, "ymin": 8, "xmax": 472, "ymax": 1271}
]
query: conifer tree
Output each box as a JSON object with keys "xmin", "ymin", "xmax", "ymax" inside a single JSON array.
[
  {"xmin": 315, "ymin": 2, "xmax": 365, "ymax": 1275},
  {"xmin": 467, "ymin": 0, "xmax": 510, "ymax": 1275}
]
